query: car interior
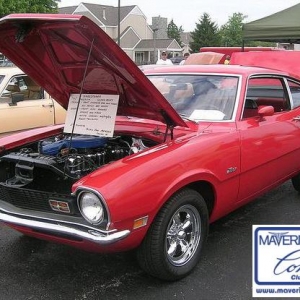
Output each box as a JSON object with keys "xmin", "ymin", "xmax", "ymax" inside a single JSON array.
[
  {"xmin": 242, "ymin": 77, "xmax": 293, "ymax": 119},
  {"xmin": 0, "ymin": 75, "xmax": 43, "ymax": 104}
]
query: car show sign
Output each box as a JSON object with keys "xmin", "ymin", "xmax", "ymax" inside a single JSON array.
[
  {"xmin": 64, "ymin": 94, "xmax": 119, "ymax": 137},
  {"xmin": 253, "ymin": 225, "xmax": 300, "ymax": 297}
]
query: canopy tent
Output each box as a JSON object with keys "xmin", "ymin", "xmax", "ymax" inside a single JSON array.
[{"xmin": 243, "ymin": 3, "xmax": 300, "ymax": 43}]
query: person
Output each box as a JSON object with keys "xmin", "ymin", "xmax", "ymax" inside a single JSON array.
[
  {"xmin": 224, "ymin": 55, "xmax": 230, "ymax": 65},
  {"xmin": 179, "ymin": 52, "xmax": 190, "ymax": 65},
  {"xmin": 156, "ymin": 51, "xmax": 173, "ymax": 65}
]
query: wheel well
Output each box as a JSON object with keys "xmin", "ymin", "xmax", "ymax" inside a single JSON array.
[{"xmin": 186, "ymin": 181, "xmax": 215, "ymax": 216}]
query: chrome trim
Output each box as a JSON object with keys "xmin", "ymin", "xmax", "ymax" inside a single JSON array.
[
  {"xmin": 73, "ymin": 186, "xmax": 111, "ymax": 230},
  {"xmin": 77, "ymin": 191, "xmax": 104, "ymax": 225},
  {"xmin": 0, "ymin": 200, "xmax": 102, "ymax": 229},
  {"xmin": 0, "ymin": 211, "xmax": 130, "ymax": 245}
]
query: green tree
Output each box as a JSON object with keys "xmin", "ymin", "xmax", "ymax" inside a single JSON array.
[
  {"xmin": 219, "ymin": 12, "xmax": 246, "ymax": 46},
  {"xmin": 219, "ymin": 12, "xmax": 276, "ymax": 47},
  {"xmin": 190, "ymin": 13, "xmax": 220, "ymax": 53},
  {"xmin": 0, "ymin": 0, "xmax": 60, "ymax": 17},
  {"xmin": 167, "ymin": 19, "xmax": 183, "ymax": 46}
]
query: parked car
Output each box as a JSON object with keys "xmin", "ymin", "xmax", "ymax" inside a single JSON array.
[
  {"xmin": 170, "ymin": 56, "xmax": 184, "ymax": 65},
  {"xmin": 0, "ymin": 67, "xmax": 66, "ymax": 136},
  {"xmin": 1, "ymin": 14, "xmax": 300, "ymax": 281}
]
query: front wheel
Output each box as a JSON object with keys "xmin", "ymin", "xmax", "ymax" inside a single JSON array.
[{"xmin": 137, "ymin": 188, "xmax": 209, "ymax": 281}]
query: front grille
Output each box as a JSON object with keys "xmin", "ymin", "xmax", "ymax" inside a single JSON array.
[{"xmin": 0, "ymin": 183, "xmax": 80, "ymax": 215}]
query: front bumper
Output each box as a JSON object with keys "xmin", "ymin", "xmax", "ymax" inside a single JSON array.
[{"xmin": 0, "ymin": 210, "xmax": 130, "ymax": 245}]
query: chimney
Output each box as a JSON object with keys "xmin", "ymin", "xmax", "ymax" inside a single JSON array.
[{"xmin": 103, "ymin": 8, "xmax": 106, "ymax": 20}]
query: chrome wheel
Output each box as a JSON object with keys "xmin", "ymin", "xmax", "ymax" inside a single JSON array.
[
  {"xmin": 137, "ymin": 189, "xmax": 208, "ymax": 281},
  {"xmin": 166, "ymin": 204, "xmax": 201, "ymax": 266}
]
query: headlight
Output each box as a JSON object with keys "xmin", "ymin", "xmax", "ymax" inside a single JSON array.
[{"xmin": 78, "ymin": 192, "xmax": 104, "ymax": 225}]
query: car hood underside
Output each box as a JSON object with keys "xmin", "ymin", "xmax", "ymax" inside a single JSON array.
[{"xmin": 0, "ymin": 14, "xmax": 187, "ymax": 127}]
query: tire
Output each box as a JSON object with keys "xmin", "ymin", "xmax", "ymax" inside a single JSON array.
[
  {"xmin": 292, "ymin": 174, "xmax": 300, "ymax": 192},
  {"xmin": 137, "ymin": 188, "xmax": 209, "ymax": 281}
]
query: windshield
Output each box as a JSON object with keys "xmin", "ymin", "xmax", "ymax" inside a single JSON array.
[{"xmin": 148, "ymin": 74, "xmax": 239, "ymax": 121}]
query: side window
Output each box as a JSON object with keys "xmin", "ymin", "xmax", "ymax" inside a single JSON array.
[
  {"xmin": 1, "ymin": 77, "xmax": 20, "ymax": 97},
  {"xmin": 1, "ymin": 75, "xmax": 43, "ymax": 102},
  {"xmin": 243, "ymin": 77, "xmax": 290, "ymax": 119},
  {"xmin": 287, "ymin": 80, "xmax": 300, "ymax": 109}
]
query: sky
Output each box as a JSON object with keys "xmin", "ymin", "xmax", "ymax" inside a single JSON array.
[{"xmin": 58, "ymin": 0, "xmax": 300, "ymax": 32}]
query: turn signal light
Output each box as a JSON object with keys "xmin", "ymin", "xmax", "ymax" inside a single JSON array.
[{"xmin": 133, "ymin": 216, "xmax": 148, "ymax": 229}]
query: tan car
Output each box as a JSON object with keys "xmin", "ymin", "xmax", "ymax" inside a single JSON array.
[{"xmin": 0, "ymin": 67, "xmax": 65, "ymax": 135}]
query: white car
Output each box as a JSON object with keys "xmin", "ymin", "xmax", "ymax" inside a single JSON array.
[{"xmin": 0, "ymin": 67, "xmax": 66, "ymax": 135}]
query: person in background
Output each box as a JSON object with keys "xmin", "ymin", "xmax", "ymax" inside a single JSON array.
[
  {"xmin": 224, "ymin": 55, "xmax": 230, "ymax": 64},
  {"xmin": 156, "ymin": 51, "xmax": 173, "ymax": 65},
  {"xmin": 179, "ymin": 52, "xmax": 190, "ymax": 65}
]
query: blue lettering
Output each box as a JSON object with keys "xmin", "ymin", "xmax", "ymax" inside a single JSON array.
[{"xmin": 274, "ymin": 250, "xmax": 300, "ymax": 275}]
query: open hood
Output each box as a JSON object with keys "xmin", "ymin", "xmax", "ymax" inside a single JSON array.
[{"xmin": 0, "ymin": 14, "xmax": 186, "ymax": 127}]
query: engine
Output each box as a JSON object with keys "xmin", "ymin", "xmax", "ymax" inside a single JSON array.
[{"xmin": 0, "ymin": 134, "xmax": 151, "ymax": 190}]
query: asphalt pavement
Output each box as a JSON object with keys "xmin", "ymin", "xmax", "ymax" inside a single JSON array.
[{"xmin": 0, "ymin": 180, "xmax": 299, "ymax": 300}]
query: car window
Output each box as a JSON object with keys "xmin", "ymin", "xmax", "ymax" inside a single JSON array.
[
  {"xmin": 147, "ymin": 74, "xmax": 239, "ymax": 121},
  {"xmin": 243, "ymin": 77, "xmax": 290, "ymax": 119},
  {"xmin": 287, "ymin": 79, "xmax": 300, "ymax": 109},
  {"xmin": 1, "ymin": 74, "xmax": 43, "ymax": 102},
  {"xmin": 0, "ymin": 53, "xmax": 14, "ymax": 67}
]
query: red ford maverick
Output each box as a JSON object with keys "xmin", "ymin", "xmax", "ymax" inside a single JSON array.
[{"xmin": 0, "ymin": 14, "xmax": 300, "ymax": 281}]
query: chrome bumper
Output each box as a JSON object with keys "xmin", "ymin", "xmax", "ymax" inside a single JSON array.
[{"xmin": 0, "ymin": 211, "xmax": 130, "ymax": 245}]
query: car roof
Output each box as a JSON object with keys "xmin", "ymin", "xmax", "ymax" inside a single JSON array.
[
  {"xmin": 0, "ymin": 66, "xmax": 24, "ymax": 76},
  {"xmin": 143, "ymin": 64, "xmax": 285, "ymax": 77}
]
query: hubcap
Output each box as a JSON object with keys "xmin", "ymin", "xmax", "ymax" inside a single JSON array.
[{"xmin": 165, "ymin": 204, "xmax": 201, "ymax": 266}]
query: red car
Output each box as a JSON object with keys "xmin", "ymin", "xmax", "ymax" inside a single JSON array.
[{"xmin": 0, "ymin": 14, "xmax": 300, "ymax": 281}]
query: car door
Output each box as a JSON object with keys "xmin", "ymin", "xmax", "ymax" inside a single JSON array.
[
  {"xmin": 0, "ymin": 74, "xmax": 55, "ymax": 134},
  {"xmin": 236, "ymin": 75, "xmax": 300, "ymax": 203}
]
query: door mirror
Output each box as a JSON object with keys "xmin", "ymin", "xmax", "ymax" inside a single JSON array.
[{"xmin": 258, "ymin": 105, "xmax": 274, "ymax": 117}]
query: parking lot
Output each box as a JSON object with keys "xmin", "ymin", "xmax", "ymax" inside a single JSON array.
[{"xmin": 0, "ymin": 180, "xmax": 299, "ymax": 300}]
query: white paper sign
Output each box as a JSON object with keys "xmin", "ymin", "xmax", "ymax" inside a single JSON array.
[{"xmin": 64, "ymin": 94, "xmax": 119, "ymax": 137}]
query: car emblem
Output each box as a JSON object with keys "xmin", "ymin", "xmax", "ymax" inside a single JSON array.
[{"xmin": 49, "ymin": 200, "xmax": 70, "ymax": 213}]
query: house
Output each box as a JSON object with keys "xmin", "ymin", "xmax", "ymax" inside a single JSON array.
[{"xmin": 58, "ymin": 3, "xmax": 182, "ymax": 65}]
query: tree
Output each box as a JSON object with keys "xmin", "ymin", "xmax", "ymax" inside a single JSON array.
[
  {"xmin": 0, "ymin": 0, "xmax": 60, "ymax": 17},
  {"xmin": 167, "ymin": 19, "xmax": 183, "ymax": 46},
  {"xmin": 219, "ymin": 12, "xmax": 246, "ymax": 47},
  {"xmin": 190, "ymin": 13, "xmax": 220, "ymax": 53}
]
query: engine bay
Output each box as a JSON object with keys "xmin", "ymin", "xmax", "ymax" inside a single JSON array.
[{"xmin": 0, "ymin": 133, "xmax": 156, "ymax": 192}]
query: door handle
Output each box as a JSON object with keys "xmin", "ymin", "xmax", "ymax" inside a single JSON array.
[{"xmin": 42, "ymin": 104, "xmax": 54, "ymax": 108}]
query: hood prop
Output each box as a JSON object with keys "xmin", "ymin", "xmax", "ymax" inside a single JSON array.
[{"xmin": 63, "ymin": 37, "xmax": 96, "ymax": 178}]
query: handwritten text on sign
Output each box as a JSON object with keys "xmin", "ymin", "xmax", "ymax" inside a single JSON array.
[{"xmin": 64, "ymin": 94, "xmax": 119, "ymax": 137}]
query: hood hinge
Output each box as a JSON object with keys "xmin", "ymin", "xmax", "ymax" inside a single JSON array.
[{"xmin": 161, "ymin": 109, "xmax": 175, "ymax": 141}]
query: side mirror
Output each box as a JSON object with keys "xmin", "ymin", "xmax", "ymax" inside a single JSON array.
[{"xmin": 258, "ymin": 105, "xmax": 274, "ymax": 117}]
